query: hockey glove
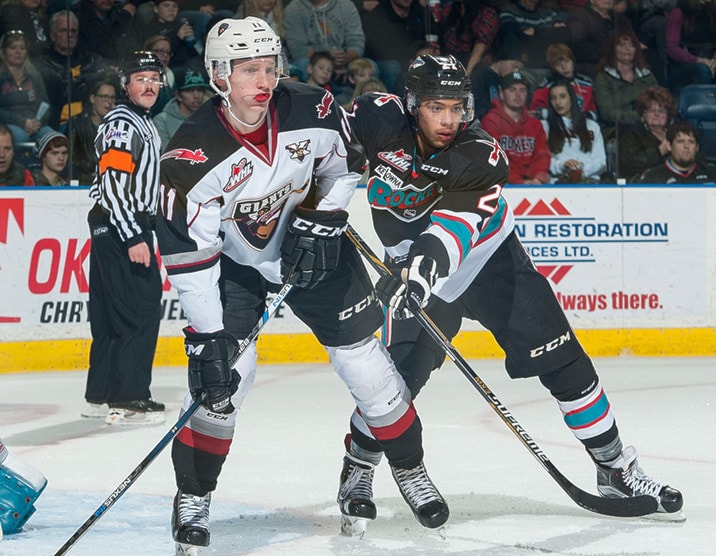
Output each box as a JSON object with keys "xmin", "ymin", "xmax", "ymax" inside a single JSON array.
[
  {"xmin": 375, "ymin": 274, "xmax": 412, "ymax": 320},
  {"xmin": 376, "ymin": 254, "xmax": 439, "ymax": 317},
  {"xmin": 280, "ymin": 207, "xmax": 349, "ymax": 288},
  {"xmin": 184, "ymin": 328, "xmax": 241, "ymax": 414},
  {"xmin": 405, "ymin": 254, "xmax": 439, "ymax": 311}
]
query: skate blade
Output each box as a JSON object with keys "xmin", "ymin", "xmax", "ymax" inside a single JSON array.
[
  {"xmin": 642, "ymin": 509, "xmax": 687, "ymax": 523},
  {"xmin": 340, "ymin": 514, "xmax": 369, "ymax": 538},
  {"xmin": 175, "ymin": 542, "xmax": 202, "ymax": 555},
  {"xmin": 436, "ymin": 525, "xmax": 447, "ymax": 540}
]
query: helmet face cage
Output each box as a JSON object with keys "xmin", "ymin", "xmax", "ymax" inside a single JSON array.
[
  {"xmin": 120, "ymin": 51, "xmax": 167, "ymax": 88},
  {"xmin": 204, "ymin": 17, "xmax": 285, "ymax": 99},
  {"xmin": 405, "ymin": 55, "xmax": 474, "ymax": 122}
]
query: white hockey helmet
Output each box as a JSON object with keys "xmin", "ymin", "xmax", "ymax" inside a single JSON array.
[{"xmin": 204, "ymin": 17, "xmax": 284, "ymax": 98}]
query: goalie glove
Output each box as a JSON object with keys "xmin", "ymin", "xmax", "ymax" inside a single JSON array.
[
  {"xmin": 184, "ymin": 328, "xmax": 241, "ymax": 414},
  {"xmin": 280, "ymin": 207, "xmax": 349, "ymax": 288}
]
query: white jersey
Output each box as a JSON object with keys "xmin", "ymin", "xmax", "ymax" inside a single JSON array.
[{"xmin": 156, "ymin": 82, "xmax": 364, "ymax": 332}]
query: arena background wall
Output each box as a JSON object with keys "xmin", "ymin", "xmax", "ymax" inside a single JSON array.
[{"xmin": 1, "ymin": 183, "xmax": 715, "ymax": 373}]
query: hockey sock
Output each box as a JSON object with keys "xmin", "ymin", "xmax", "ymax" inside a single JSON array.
[{"xmin": 555, "ymin": 381, "xmax": 617, "ymax": 445}]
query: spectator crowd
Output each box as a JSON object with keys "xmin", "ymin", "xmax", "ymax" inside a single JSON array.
[{"xmin": 1, "ymin": 0, "xmax": 715, "ymax": 186}]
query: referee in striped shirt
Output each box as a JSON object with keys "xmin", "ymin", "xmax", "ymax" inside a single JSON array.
[{"xmin": 84, "ymin": 52, "xmax": 166, "ymax": 426}]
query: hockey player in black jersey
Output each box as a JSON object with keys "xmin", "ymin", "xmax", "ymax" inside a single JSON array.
[
  {"xmin": 155, "ymin": 18, "xmax": 448, "ymax": 554},
  {"xmin": 336, "ymin": 54, "xmax": 684, "ymax": 534}
]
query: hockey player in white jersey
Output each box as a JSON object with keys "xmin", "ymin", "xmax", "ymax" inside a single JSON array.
[
  {"xmin": 155, "ymin": 18, "xmax": 448, "ymax": 554},
  {"xmin": 335, "ymin": 54, "xmax": 683, "ymax": 532}
]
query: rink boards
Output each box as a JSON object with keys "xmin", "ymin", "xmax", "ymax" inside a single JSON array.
[{"xmin": 1, "ymin": 184, "xmax": 715, "ymax": 372}]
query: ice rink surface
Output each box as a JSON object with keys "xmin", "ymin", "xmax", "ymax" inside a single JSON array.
[{"xmin": 1, "ymin": 356, "xmax": 714, "ymax": 555}]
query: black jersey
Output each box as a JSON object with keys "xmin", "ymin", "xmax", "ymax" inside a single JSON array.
[
  {"xmin": 636, "ymin": 159, "xmax": 716, "ymax": 184},
  {"xmin": 349, "ymin": 92, "xmax": 516, "ymax": 302}
]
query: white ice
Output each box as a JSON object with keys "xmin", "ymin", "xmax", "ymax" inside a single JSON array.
[{"xmin": 1, "ymin": 356, "xmax": 713, "ymax": 555}]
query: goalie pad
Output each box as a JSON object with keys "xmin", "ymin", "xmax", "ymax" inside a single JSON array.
[{"xmin": 0, "ymin": 440, "xmax": 47, "ymax": 535}]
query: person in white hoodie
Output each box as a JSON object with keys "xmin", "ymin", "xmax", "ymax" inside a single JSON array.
[{"xmin": 541, "ymin": 78, "xmax": 606, "ymax": 183}]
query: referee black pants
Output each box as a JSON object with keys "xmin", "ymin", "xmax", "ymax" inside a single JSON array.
[{"xmin": 85, "ymin": 204, "xmax": 162, "ymax": 404}]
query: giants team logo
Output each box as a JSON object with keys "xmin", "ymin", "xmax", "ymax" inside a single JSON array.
[
  {"xmin": 285, "ymin": 140, "xmax": 311, "ymax": 162},
  {"xmin": 377, "ymin": 149, "xmax": 412, "ymax": 173},
  {"xmin": 316, "ymin": 91, "xmax": 333, "ymax": 119},
  {"xmin": 230, "ymin": 183, "xmax": 294, "ymax": 249},
  {"xmin": 161, "ymin": 148, "xmax": 208, "ymax": 165},
  {"xmin": 224, "ymin": 158, "xmax": 254, "ymax": 192},
  {"xmin": 373, "ymin": 94, "xmax": 404, "ymax": 112}
]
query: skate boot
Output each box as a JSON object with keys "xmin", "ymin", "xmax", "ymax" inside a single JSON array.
[
  {"xmin": 337, "ymin": 453, "xmax": 377, "ymax": 537},
  {"xmin": 596, "ymin": 446, "xmax": 684, "ymax": 521},
  {"xmin": 172, "ymin": 490, "xmax": 211, "ymax": 555},
  {"xmin": 390, "ymin": 461, "xmax": 449, "ymax": 529}
]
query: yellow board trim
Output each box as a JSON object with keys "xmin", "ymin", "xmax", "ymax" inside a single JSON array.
[{"xmin": 1, "ymin": 328, "xmax": 715, "ymax": 373}]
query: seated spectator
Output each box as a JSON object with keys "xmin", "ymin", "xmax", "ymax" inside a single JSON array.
[
  {"xmin": 0, "ymin": 0, "xmax": 50, "ymax": 58},
  {"xmin": 529, "ymin": 43, "xmax": 598, "ymax": 121},
  {"xmin": 496, "ymin": 0, "xmax": 570, "ymax": 88},
  {"xmin": 143, "ymin": 35, "xmax": 177, "ymax": 116},
  {"xmin": 0, "ymin": 30, "xmax": 56, "ymax": 144},
  {"xmin": 429, "ymin": 0, "xmax": 499, "ymax": 76},
  {"xmin": 594, "ymin": 29, "xmax": 658, "ymax": 140},
  {"xmin": 617, "ymin": 85, "xmax": 676, "ymax": 181},
  {"xmin": 0, "ymin": 122, "xmax": 34, "ymax": 185},
  {"xmin": 568, "ymin": 0, "xmax": 634, "ymax": 78},
  {"xmin": 72, "ymin": 0, "xmax": 140, "ymax": 65},
  {"xmin": 153, "ymin": 65, "xmax": 210, "ymax": 148},
  {"xmin": 666, "ymin": 0, "xmax": 716, "ymax": 95},
  {"xmin": 30, "ymin": 130, "xmax": 68, "ymax": 185},
  {"xmin": 36, "ymin": 10, "xmax": 109, "ymax": 130},
  {"xmin": 235, "ymin": 0, "xmax": 286, "ymax": 39},
  {"xmin": 175, "ymin": 1, "xmax": 235, "ymax": 51},
  {"xmin": 471, "ymin": 42, "xmax": 525, "ymax": 120},
  {"xmin": 64, "ymin": 75, "xmax": 118, "ymax": 184},
  {"xmin": 136, "ymin": 0, "xmax": 201, "ymax": 69},
  {"xmin": 361, "ymin": 0, "xmax": 437, "ymax": 94},
  {"xmin": 481, "ymin": 70, "xmax": 551, "ymax": 184},
  {"xmin": 335, "ymin": 57, "xmax": 376, "ymax": 106},
  {"xmin": 342, "ymin": 75, "xmax": 387, "ymax": 109},
  {"xmin": 541, "ymin": 78, "xmax": 606, "ymax": 182},
  {"xmin": 306, "ymin": 51, "xmax": 335, "ymax": 90},
  {"xmin": 635, "ymin": 120, "xmax": 716, "ymax": 182},
  {"xmin": 631, "ymin": 0, "xmax": 675, "ymax": 86},
  {"xmin": 284, "ymin": 0, "xmax": 365, "ymax": 87}
]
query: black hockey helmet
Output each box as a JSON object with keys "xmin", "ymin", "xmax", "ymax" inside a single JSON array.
[
  {"xmin": 405, "ymin": 55, "xmax": 474, "ymax": 122},
  {"xmin": 119, "ymin": 51, "xmax": 166, "ymax": 88}
]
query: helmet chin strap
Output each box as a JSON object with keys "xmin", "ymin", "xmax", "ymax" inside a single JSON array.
[{"xmin": 224, "ymin": 100, "xmax": 268, "ymax": 129}]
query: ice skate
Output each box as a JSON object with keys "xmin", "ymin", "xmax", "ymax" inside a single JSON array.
[
  {"xmin": 80, "ymin": 401, "xmax": 108, "ymax": 418},
  {"xmin": 337, "ymin": 453, "xmax": 377, "ymax": 538},
  {"xmin": 596, "ymin": 446, "xmax": 685, "ymax": 521},
  {"xmin": 105, "ymin": 399, "xmax": 165, "ymax": 426},
  {"xmin": 173, "ymin": 490, "xmax": 211, "ymax": 555},
  {"xmin": 390, "ymin": 461, "xmax": 449, "ymax": 529}
]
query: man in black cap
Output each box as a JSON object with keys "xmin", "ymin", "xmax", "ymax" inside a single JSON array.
[{"xmin": 153, "ymin": 65, "xmax": 211, "ymax": 149}]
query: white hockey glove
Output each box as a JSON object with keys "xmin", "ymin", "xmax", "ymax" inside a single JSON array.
[
  {"xmin": 184, "ymin": 328, "xmax": 241, "ymax": 414},
  {"xmin": 280, "ymin": 207, "xmax": 349, "ymax": 288}
]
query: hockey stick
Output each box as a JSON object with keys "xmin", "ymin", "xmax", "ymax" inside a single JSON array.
[
  {"xmin": 55, "ymin": 277, "xmax": 296, "ymax": 555},
  {"xmin": 345, "ymin": 225, "xmax": 658, "ymax": 518}
]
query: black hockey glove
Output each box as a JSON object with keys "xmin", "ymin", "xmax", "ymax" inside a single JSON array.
[
  {"xmin": 184, "ymin": 328, "xmax": 241, "ymax": 414},
  {"xmin": 375, "ymin": 274, "xmax": 412, "ymax": 320},
  {"xmin": 376, "ymin": 254, "xmax": 439, "ymax": 317},
  {"xmin": 280, "ymin": 207, "xmax": 349, "ymax": 289}
]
